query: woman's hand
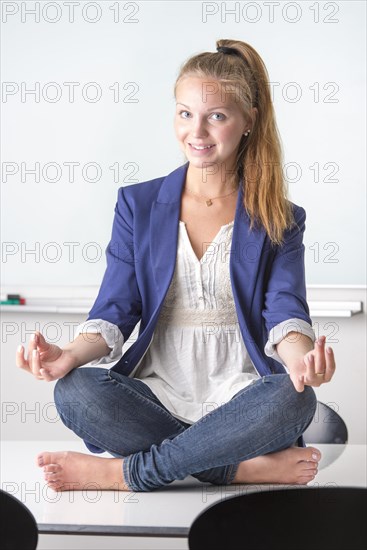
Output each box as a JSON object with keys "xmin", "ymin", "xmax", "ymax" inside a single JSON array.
[
  {"xmin": 16, "ymin": 331, "xmax": 77, "ymax": 382},
  {"xmin": 288, "ymin": 335, "xmax": 336, "ymax": 393}
]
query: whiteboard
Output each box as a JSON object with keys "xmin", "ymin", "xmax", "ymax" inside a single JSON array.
[{"xmin": 1, "ymin": 1, "xmax": 365, "ymax": 288}]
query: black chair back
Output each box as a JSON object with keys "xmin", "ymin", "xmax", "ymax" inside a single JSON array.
[
  {"xmin": 0, "ymin": 489, "xmax": 38, "ymax": 549},
  {"xmin": 189, "ymin": 487, "xmax": 367, "ymax": 550}
]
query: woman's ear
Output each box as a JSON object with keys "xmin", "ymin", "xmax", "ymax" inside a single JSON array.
[{"xmin": 243, "ymin": 108, "xmax": 257, "ymax": 133}]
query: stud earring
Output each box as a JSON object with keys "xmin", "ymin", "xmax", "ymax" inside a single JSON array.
[{"xmin": 244, "ymin": 130, "xmax": 251, "ymax": 137}]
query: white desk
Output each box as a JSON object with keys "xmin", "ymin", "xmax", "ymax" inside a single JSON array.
[{"xmin": 1, "ymin": 440, "xmax": 366, "ymax": 542}]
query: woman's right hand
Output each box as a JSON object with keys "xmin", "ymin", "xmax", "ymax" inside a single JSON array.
[{"xmin": 16, "ymin": 331, "xmax": 77, "ymax": 381}]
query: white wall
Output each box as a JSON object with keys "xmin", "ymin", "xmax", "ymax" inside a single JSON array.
[{"xmin": 1, "ymin": 1, "xmax": 366, "ymax": 287}]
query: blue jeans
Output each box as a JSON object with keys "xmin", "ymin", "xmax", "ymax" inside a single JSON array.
[{"xmin": 54, "ymin": 367, "xmax": 317, "ymax": 492}]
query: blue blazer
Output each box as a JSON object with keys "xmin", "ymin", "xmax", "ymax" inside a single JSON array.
[{"xmin": 87, "ymin": 161, "xmax": 312, "ymax": 381}]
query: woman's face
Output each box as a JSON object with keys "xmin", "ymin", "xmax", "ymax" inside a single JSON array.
[{"xmin": 174, "ymin": 76, "xmax": 249, "ymax": 172}]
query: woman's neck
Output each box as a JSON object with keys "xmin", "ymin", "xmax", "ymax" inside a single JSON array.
[{"xmin": 185, "ymin": 164, "xmax": 239, "ymax": 197}]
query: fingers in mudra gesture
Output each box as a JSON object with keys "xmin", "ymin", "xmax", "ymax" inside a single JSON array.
[
  {"xmin": 16, "ymin": 331, "xmax": 76, "ymax": 382},
  {"xmin": 290, "ymin": 335, "xmax": 336, "ymax": 393}
]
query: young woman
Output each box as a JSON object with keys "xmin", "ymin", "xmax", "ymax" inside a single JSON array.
[{"xmin": 16, "ymin": 39, "xmax": 335, "ymax": 493}]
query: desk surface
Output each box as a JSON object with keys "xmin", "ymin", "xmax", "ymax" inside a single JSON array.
[{"xmin": 1, "ymin": 441, "xmax": 366, "ymax": 537}]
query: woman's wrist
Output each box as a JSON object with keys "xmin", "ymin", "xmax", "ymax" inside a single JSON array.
[
  {"xmin": 62, "ymin": 333, "xmax": 112, "ymax": 368},
  {"xmin": 61, "ymin": 348, "xmax": 83, "ymax": 371},
  {"xmin": 276, "ymin": 332, "xmax": 314, "ymax": 370}
]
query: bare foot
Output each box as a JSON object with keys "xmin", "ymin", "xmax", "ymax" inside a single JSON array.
[
  {"xmin": 232, "ymin": 446, "xmax": 322, "ymax": 485},
  {"xmin": 37, "ymin": 451, "xmax": 131, "ymax": 492}
]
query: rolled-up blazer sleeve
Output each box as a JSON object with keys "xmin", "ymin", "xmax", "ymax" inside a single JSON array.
[
  {"xmin": 85, "ymin": 186, "xmax": 142, "ymax": 344},
  {"xmin": 262, "ymin": 205, "xmax": 314, "ymax": 346}
]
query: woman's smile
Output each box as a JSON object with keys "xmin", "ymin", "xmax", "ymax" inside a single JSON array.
[{"xmin": 188, "ymin": 143, "xmax": 216, "ymax": 154}]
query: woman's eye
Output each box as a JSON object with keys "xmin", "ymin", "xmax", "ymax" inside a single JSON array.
[
  {"xmin": 211, "ymin": 113, "xmax": 225, "ymax": 121},
  {"xmin": 178, "ymin": 111, "xmax": 225, "ymax": 121}
]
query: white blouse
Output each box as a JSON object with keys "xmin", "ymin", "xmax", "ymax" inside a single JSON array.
[{"xmin": 74, "ymin": 220, "xmax": 316, "ymax": 425}]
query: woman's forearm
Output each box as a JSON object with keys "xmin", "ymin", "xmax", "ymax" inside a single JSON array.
[
  {"xmin": 276, "ymin": 331, "xmax": 315, "ymax": 370},
  {"xmin": 63, "ymin": 333, "xmax": 112, "ymax": 368}
]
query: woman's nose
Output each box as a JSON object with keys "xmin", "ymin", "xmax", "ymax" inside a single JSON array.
[{"xmin": 190, "ymin": 117, "xmax": 208, "ymax": 137}]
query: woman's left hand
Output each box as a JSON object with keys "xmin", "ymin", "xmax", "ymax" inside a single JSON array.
[{"xmin": 289, "ymin": 335, "xmax": 336, "ymax": 393}]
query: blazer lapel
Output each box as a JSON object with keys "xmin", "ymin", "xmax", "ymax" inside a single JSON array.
[
  {"xmin": 150, "ymin": 162, "xmax": 267, "ymax": 308},
  {"xmin": 150, "ymin": 163, "xmax": 188, "ymax": 295}
]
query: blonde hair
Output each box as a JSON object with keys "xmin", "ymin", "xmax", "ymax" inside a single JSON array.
[{"xmin": 174, "ymin": 39, "xmax": 296, "ymax": 246}]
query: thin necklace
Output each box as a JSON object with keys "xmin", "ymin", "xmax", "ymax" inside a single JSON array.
[{"xmin": 184, "ymin": 183, "xmax": 239, "ymax": 207}]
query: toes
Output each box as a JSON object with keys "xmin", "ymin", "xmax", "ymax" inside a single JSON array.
[
  {"xmin": 37, "ymin": 451, "xmax": 54, "ymax": 467},
  {"xmin": 46, "ymin": 480, "xmax": 64, "ymax": 491},
  {"xmin": 44, "ymin": 474, "xmax": 60, "ymax": 483},
  {"xmin": 37, "ymin": 450, "xmax": 68, "ymax": 468},
  {"xmin": 302, "ymin": 463, "xmax": 318, "ymax": 473},
  {"xmin": 297, "ymin": 446, "xmax": 321, "ymax": 464},
  {"xmin": 308, "ymin": 446, "xmax": 322, "ymax": 461},
  {"xmin": 305, "ymin": 470, "xmax": 317, "ymax": 479},
  {"xmin": 44, "ymin": 471, "xmax": 60, "ymax": 482},
  {"xmin": 42, "ymin": 463, "xmax": 61, "ymax": 483},
  {"xmin": 296, "ymin": 474, "xmax": 316, "ymax": 485},
  {"xmin": 43, "ymin": 464, "xmax": 61, "ymax": 473}
]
